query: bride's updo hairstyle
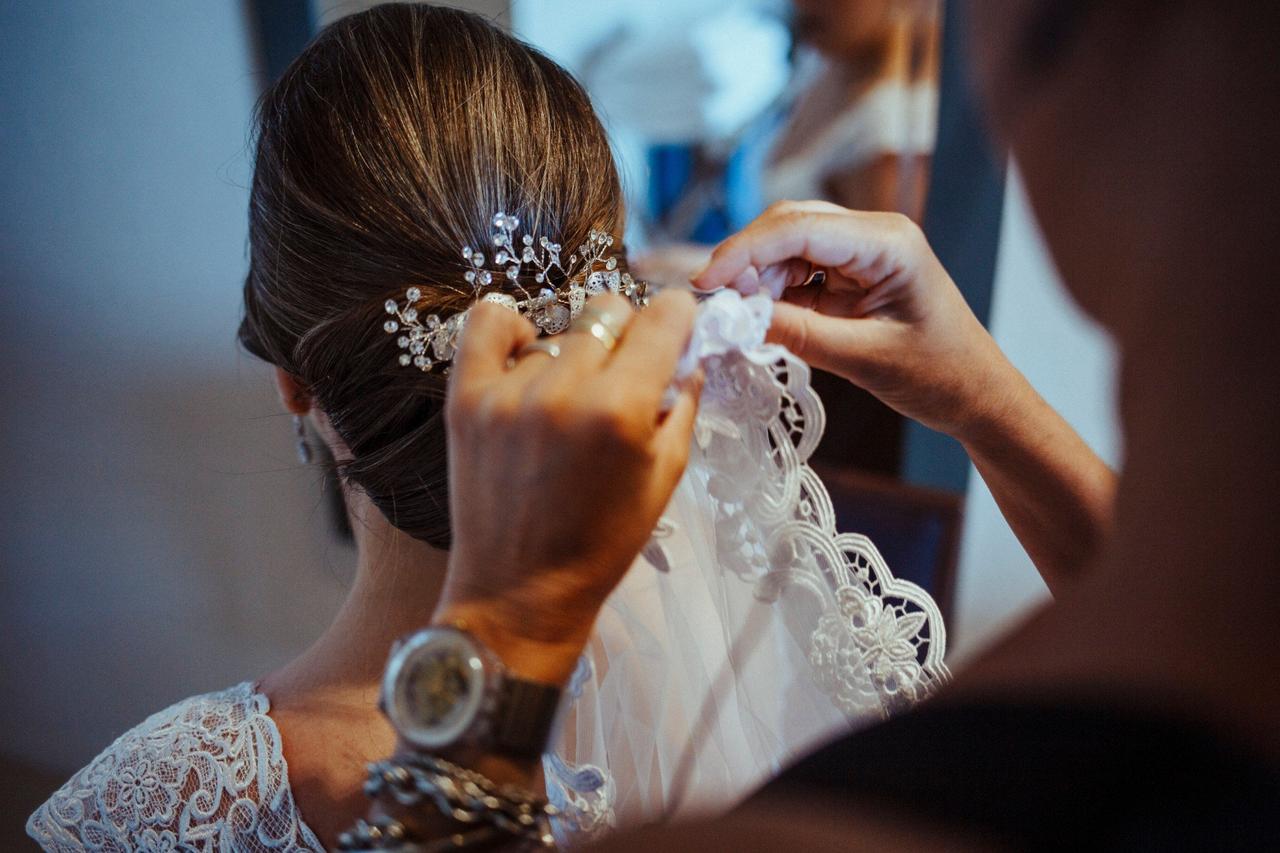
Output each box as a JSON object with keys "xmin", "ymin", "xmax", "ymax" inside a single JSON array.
[{"xmin": 238, "ymin": 3, "xmax": 623, "ymax": 548}]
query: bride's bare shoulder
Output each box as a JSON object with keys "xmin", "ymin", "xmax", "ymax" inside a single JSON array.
[{"xmin": 261, "ymin": 681, "xmax": 397, "ymax": 849}]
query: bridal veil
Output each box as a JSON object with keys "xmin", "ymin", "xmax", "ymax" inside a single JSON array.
[{"xmin": 544, "ymin": 290, "xmax": 950, "ymax": 841}]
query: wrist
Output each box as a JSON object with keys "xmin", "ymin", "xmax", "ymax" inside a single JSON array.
[{"xmin": 431, "ymin": 597, "xmax": 591, "ymax": 688}]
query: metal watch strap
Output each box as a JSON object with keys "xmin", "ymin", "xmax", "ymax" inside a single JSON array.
[{"xmin": 493, "ymin": 677, "xmax": 562, "ymax": 758}]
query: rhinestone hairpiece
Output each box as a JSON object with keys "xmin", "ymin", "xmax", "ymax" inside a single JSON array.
[{"xmin": 382, "ymin": 211, "xmax": 649, "ymax": 372}]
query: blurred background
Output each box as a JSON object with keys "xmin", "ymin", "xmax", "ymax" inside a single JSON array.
[{"xmin": 0, "ymin": 1, "xmax": 1119, "ymax": 844}]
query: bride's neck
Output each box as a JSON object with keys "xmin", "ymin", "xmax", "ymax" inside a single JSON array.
[{"xmin": 264, "ymin": 487, "xmax": 449, "ymax": 701}]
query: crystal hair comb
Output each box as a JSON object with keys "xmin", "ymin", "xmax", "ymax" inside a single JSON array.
[{"xmin": 383, "ymin": 212, "xmax": 649, "ymax": 372}]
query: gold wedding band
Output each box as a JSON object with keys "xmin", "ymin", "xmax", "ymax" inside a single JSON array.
[{"xmin": 569, "ymin": 304, "xmax": 631, "ymax": 353}]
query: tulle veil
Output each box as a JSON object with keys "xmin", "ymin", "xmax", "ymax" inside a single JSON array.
[{"xmin": 542, "ymin": 290, "xmax": 950, "ymax": 842}]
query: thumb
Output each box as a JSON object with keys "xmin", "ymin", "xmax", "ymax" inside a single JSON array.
[
  {"xmin": 767, "ymin": 300, "xmax": 887, "ymax": 380},
  {"xmin": 451, "ymin": 302, "xmax": 537, "ymax": 389}
]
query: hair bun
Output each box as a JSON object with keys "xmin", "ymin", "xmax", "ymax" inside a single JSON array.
[{"xmin": 239, "ymin": 4, "xmax": 622, "ymax": 549}]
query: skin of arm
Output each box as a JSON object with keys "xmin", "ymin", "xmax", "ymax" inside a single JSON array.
[{"xmin": 957, "ymin": 362, "xmax": 1115, "ymax": 594}]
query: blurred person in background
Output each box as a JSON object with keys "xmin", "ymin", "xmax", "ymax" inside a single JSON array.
[
  {"xmin": 765, "ymin": 0, "xmax": 940, "ymax": 220},
  {"xmin": 626, "ymin": 0, "xmax": 941, "ymax": 280},
  {"xmin": 628, "ymin": 0, "xmax": 944, "ymax": 484}
]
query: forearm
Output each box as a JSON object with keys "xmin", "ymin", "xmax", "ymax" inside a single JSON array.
[{"xmin": 958, "ymin": 366, "xmax": 1116, "ymax": 594}]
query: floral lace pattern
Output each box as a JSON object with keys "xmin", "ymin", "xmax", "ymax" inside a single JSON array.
[
  {"xmin": 545, "ymin": 292, "xmax": 949, "ymax": 842},
  {"xmin": 542, "ymin": 656, "xmax": 616, "ymax": 844},
  {"xmin": 684, "ymin": 291, "xmax": 949, "ymax": 717},
  {"xmin": 697, "ymin": 347, "xmax": 950, "ymax": 720},
  {"xmin": 543, "ymin": 753, "xmax": 615, "ymax": 843},
  {"xmin": 27, "ymin": 683, "xmax": 323, "ymax": 852}
]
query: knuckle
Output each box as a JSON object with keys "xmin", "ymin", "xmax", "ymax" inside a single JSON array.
[
  {"xmin": 782, "ymin": 208, "xmax": 814, "ymax": 227},
  {"xmin": 466, "ymin": 300, "xmax": 503, "ymax": 327},
  {"xmin": 884, "ymin": 211, "xmax": 923, "ymax": 243},
  {"xmin": 647, "ymin": 288, "xmax": 696, "ymax": 324},
  {"xmin": 706, "ymin": 240, "xmax": 733, "ymax": 265},
  {"xmin": 472, "ymin": 300, "xmax": 532, "ymax": 335},
  {"xmin": 586, "ymin": 291, "xmax": 630, "ymax": 315}
]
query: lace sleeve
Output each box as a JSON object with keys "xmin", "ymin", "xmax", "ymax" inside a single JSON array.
[{"xmin": 27, "ymin": 683, "xmax": 323, "ymax": 853}]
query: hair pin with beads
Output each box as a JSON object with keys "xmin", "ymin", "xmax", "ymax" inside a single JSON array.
[{"xmin": 383, "ymin": 211, "xmax": 648, "ymax": 372}]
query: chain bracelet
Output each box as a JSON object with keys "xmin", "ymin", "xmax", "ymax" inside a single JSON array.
[
  {"xmin": 335, "ymin": 816, "xmax": 502, "ymax": 852},
  {"xmin": 349, "ymin": 755, "xmax": 559, "ymax": 850}
]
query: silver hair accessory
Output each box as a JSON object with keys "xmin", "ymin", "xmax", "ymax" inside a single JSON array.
[
  {"xmin": 293, "ymin": 414, "xmax": 312, "ymax": 465},
  {"xmin": 383, "ymin": 211, "xmax": 648, "ymax": 372}
]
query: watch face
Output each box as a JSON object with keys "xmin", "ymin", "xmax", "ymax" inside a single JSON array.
[
  {"xmin": 406, "ymin": 646, "xmax": 470, "ymax": 723},
  {"xmin": 384, "ymin": 629, "xmax": 486, "ymax": 749}
]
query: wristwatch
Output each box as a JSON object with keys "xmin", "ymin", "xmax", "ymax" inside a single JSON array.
[{"xmin": 379, "ymin": 625, "xmax": 563, "ymax": 759}]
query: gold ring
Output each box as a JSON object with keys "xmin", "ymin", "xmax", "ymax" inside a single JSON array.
[{"xmin": 569, "ymin": 305, "xmax": 630, "ymax": 353}]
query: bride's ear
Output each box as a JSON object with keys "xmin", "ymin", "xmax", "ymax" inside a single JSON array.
[{"xmin": 274, "ymin": 367, "xmax": 311, "ymax": 415}]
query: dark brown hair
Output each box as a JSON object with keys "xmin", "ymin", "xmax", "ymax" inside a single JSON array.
[{"xmin": 238, "ymin": 3, "xmax": 623, "ymax": 548}]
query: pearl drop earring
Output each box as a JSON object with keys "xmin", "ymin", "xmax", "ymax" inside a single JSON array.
[{"xmin": 293, "ymin": 414, "xmax": 313, "ymax": 464}]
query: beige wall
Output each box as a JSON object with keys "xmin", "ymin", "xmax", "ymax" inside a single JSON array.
[{"xmin": 1, "ymin": 2, "xmax": 350, "ymax": 789}]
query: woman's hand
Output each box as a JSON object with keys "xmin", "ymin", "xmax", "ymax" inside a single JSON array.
[
  {"xmin": 692, "ymin": 201, "xmax": 1022, "ymax": 442},
  {"xmin": 694, "ymin": 201, "xmax": 1116, "ymax": 591},
  {"xmin": 433, "ymin": 291, "xmax": 701, "ymax": 686}
]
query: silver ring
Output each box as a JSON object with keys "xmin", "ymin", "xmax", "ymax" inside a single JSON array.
[
  {"xmin": 801, "ymin": 262, "xmax": 827, "ymax": 288},
  {"xmin": 569, "ymin": 305, "xmax": 630, "ymax": 353},
  {"xmin": 517, "ymin": 339, "xmax": 562, "ymax": 360}
]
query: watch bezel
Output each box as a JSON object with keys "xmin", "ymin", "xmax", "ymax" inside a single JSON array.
[{"xmin": 381, "ymin": 626, "xmax": 492, "ymax": 751}]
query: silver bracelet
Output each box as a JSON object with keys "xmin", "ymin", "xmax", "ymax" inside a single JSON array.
[
  {"xmin": 361, "ymin": 755, "xmax": 559, "ymax": 849},
  {"xmin": 336, "ymin": 816, "xmax": 502, "ymax": 852}
]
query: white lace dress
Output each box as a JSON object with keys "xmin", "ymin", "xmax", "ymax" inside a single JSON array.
[
  {"xmin": 29, "ymin": 291, "xmax": 947, "ymax": 851},
  {"xmin": 27, "ymin": 683, "xmax": 323, "ymax": 852}
]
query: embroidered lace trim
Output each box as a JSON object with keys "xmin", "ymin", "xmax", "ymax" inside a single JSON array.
[
  {"xmin": 694, "ymin": 292, "xmax": 950, "ymax": 709},
  {"xmin": 27, "ymin": 682, "xmax": 323, "ymax": 853},
  {"xmin": 545, "ymin": 292, "xmax": 950, "ymax": 838}
]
